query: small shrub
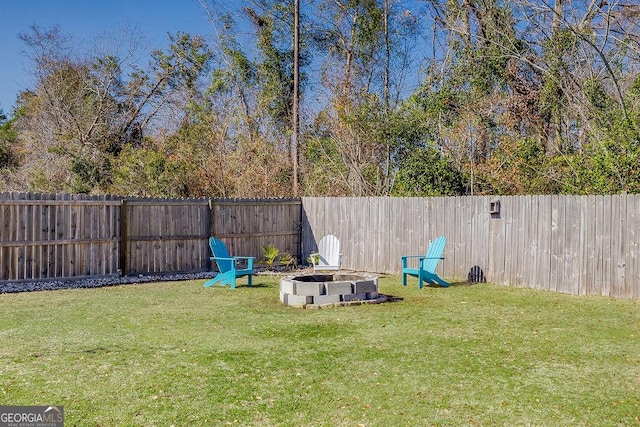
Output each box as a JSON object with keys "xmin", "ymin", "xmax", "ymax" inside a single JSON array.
[
  {"xmin": 279, "ymin": 252, "xmax": 297, "ymax": 270},
  {"xmin": 261, "ymin": 244, "xmax": 280, "ymax": 270}
]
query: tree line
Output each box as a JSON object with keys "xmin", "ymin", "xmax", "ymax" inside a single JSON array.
[{"xmin": 0, "ymin": 0, "xmax": 639, "ymax": 198}]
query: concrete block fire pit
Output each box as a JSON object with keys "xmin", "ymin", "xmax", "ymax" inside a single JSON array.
[{"xmin": 280, "ymin": 273, "xmax": 386, "ymax": 308}]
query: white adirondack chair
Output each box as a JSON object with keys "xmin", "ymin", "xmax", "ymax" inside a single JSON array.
[{"xmin": 310, "ymin": 235, "xmax": 342, "ymax": 271}]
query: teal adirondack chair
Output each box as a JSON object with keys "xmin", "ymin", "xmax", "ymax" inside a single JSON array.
[
  {"xmin": 204, "ymin": 237, "xmax": 254, "ymax": 289},
  {"xmin": 401, "ymin": 236, "xmax": 450, "ymax": 288}
]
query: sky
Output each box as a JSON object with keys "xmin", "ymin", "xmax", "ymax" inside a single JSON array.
[{"xmin": 0, "ymin": 0, "xmax": 215, "ymax": 114}]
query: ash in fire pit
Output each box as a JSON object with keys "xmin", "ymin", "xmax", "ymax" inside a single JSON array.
[{"xmin": 280, "ymin": 273, "xmax": 386, "ymax": 308}]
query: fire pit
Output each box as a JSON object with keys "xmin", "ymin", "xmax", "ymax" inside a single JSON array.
[{"xmin": 280, "ymin": 273, "xmax": 386, "ymax": 308}]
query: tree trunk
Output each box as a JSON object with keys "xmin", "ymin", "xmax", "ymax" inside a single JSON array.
[{"xmin": 292, "ymin": 0, "xmax": 300, "ymax": 196}]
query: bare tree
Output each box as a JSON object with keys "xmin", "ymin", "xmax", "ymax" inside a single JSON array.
[{"xmin": 12, "ymin": 25, "xmax": 211, "ymax": 193}]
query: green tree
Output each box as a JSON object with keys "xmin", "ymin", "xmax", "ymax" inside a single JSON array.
[
  {"xmin": 0, "ymin": 109, "xmax": 17, "ymax": 171},
  {"xmin": 177, "ymin": 1, "xmax": 312, "ymax": 198},
  {"xmin": 303, "ymin": 0, "xmax": 420, "ymax": 196},
  {"xmin": 109, "ymin": 143, "xmax": 192, "ymax": 197},
  {"xmin": 564, "ymin": 77, "xmax": 640, "ymax": 194},
  {"xmin": 392, "ymin": 148, "xmax": 466, "ymax": 196}
]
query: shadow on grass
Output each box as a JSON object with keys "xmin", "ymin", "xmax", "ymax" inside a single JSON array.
[
  {"xmin": 201, "ymin": 281, "xmax": 273, "ymax": 289},
  {"xmin": 413, "ymin": 280, "xmax": 478, "ymax": 288},
  {"xmin": 379, "ymin": 294, "xmax": 404, "ymax": 303},
  {"xmin": 204, "ymin": 282, "xmax": 273, "ymax": 289},
  {"xmin": 244, "ymin": 283, "xmax": 272, "ymax": 288},
  {"xmin": 444, "ymin": 280, "xmax": 477, "ymax": 288}
]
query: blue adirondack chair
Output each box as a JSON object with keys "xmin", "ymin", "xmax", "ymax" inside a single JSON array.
[
  {"xmin": 204, "ymin": 237, "xmax": 255, "ymax": 289},
  {"xmin": 401, "ymin": 236, "xmax": 450, "ymax": 288}
]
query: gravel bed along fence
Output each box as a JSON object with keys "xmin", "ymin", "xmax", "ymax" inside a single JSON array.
[{"xmin": 0, "ymin": 266, "xmax": 313, "ymax": 294}]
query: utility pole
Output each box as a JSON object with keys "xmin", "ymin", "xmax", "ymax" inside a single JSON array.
[
  {"xmin": 383, "ymin": 0, "xmax": 391, "ymax": 194},
  {"xmin": 292, "ymin": 0, "xmax": 300, "ymax": 196}
]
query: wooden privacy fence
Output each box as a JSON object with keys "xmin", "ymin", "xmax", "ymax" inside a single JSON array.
[
  {"xmin": 2, "ymin": 192, "xmax": 639, "ymax": 300},
  {"xmin": 211, "ymin": 199, "xmax": 302, "ymax": 260},
  {"xmin": 121, "ymin": 199, "xmax": 211, "ymax": 276},
  {"xmin": 0, "ymin": 193, "xmax": 302, "ymax": 282},
  {"xmin": 0, "ymin": 193, "xmax": 121, "ymax": 281},
  {"xmin": 302, "ymin": 195, "xmax": 640, "ymax": 299}
]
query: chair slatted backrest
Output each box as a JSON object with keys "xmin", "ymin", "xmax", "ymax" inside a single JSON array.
[
  {"xmin": 318, "ymin": 235, "xmax": 340, "ymax": 267},
  {"xmin": 209, "ymin": 237, "xmax": 232, "ymax": 273},
  {"xmin": 422, "ymin": 236, "xmax": 446, "ymax": 273}
]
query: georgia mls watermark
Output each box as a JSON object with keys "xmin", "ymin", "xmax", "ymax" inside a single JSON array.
[{"xmin": 0, "ymin": 406, "xmax": 63, "ymax": 427}]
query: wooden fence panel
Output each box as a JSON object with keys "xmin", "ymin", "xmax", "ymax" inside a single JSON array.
[
  {"xmin": 521, "ymin": 195, "xmax": 535, "ymax": 289},
  {"xmin": 436, "ymin": 196, "xmax": 455, "ymax": 278},
  {"xmin": 501, "ymin": 196, "xmax": 516, "ymax": 286},
  {"xmin": 399, "ymin": 197, "xmax": 422, "ymax": 261},
  {"xmin": 549, "ymin": 195, "xmax": 563, "ymax": 293},
  {"xmin": 566, "ymin": 196, "xmax": 582, "ymax": 295},
  {"xmin": 0, "ymin": 192, "xmax": 121, "ymax": 281},
  {"xmin": 629, "ymin": 195, "xmax": 640, "ymax": 299},
  {"xmin": 595, "ymin": 196, "xmax": 610, "ymax": 296},
  {"xmin": 453, "ymin": 196, "xmax": 472, "ymax": 280},
  {"xmin": 366, "ymin": 198, "xmax": 384, "ymax": 273},
  {"xmin": 469, "ymin": 196, "xmax": 489, "ymax": 283},
  {"xmin": 355, "ymin": 198, "xmax": 372, "ymax": 272},
  {"xmin": 60, "ymin": 194, "xmax": 71, "ymax": 277},
  {"xmin": 301, "ymin": 195, "xmax": 639, "ymax": 300},
  {"xmin": 337, "ymin": 198, "xmax": 354, "ymax": 270},
  {"xmin": 613, "ymin": 194, "xmax": 627, "ymax": 298},
  {"xmin": 211, "ymin": 199, "xmax": 301, "ymax": 267},
  {"xmin": 123, "ymin": 199, "xmax": 210, "ymax": 275},
  {"xmin": 447, "ymin": 197, "xmax": 460, "ymax": 278},
  {"xmin": 387, "ymin": 197, "xmax": 422, "ymax": 275},
  {"xmin": 605, "ymin": 194, "xmax": 615, "ymax": 296},
  {"xmin": 580, "ymin": 196, "xmax": 594, "ymax": 295},
  {"xmin": 300, "ymin": 197, "xmax": 318, "ymax": 260},
  {"xmin": 511, "ymin": 196, "xmax": 524, "ymax": 287},
  {"xmin": 387, "ymin": 198, "xmax": 405, "ymax": 273}
]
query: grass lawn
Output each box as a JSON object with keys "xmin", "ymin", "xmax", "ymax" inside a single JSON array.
[{"xmin": 1, "ymin": 274, "xmax": 639, "ymax": 426}]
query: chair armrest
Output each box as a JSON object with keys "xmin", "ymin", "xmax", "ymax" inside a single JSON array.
[
  {"xmin": 232, "ymin": 256, "xmax": 255, "ymax": 269},
  {"xmin": 235, "ymin": 256, "xmax": 254, "ymax": 269},
  {"xmin": 401, "ymin": 255, "xmax": 444, "ymax": 269},
  {"xmin": 401, "ymin": 255, "xmax": 416, "ymax": 268},
  {"xmin": 401, "ymin": 255, "xmax": 424, "ymax": 268},
  {"xmin": 210, "ymin": 256, "xmax": 235, "ymax": 262},
  {"xmin": 232, "ymin": 256, "xmax": 255, "ymax": 261},
  {"xmin": 210, "ymin": 256, "xmax": 255, "ymax": 270}
]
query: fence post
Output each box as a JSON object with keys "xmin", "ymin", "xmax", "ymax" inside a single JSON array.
[
  {"xmin": 120, "ymin": 200, "xmax": 128, "ymax": 276},
  {"xmin": 298, "ymin": 200, "xmax": 303, "ymax": 265},
  {"xmin": 207, "ymin": 199, "xmax": 215, "ymax": 271},
  {"xmin": 208, "ymin": 198, "xmax": 215, "ymax": 238}
]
